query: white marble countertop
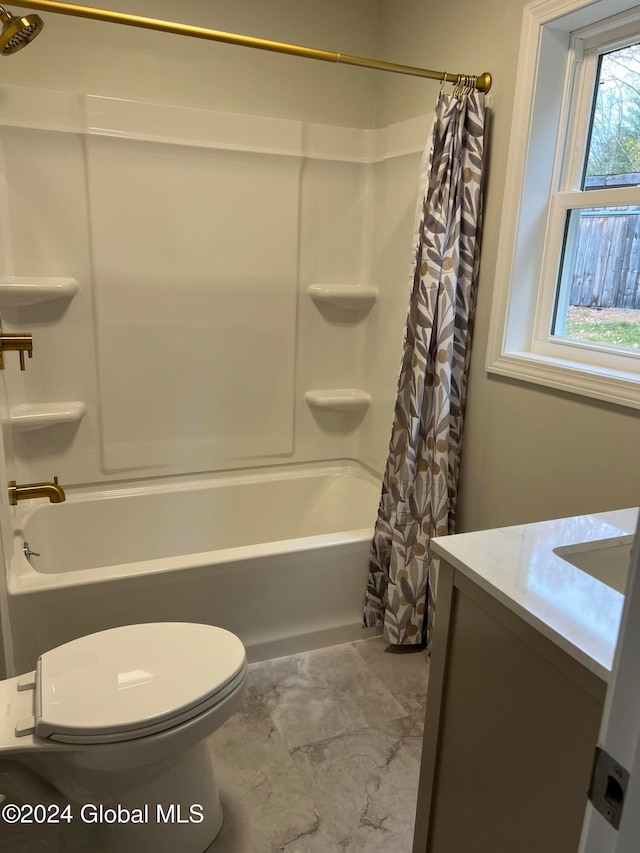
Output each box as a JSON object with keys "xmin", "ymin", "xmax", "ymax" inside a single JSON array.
[{"xmin": 432, "ymin": 508, "xmax": 639, "ymax": 681}]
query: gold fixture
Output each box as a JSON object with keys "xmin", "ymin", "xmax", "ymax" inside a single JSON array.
[
  {"xmin": 0, "ymin": 332, "xmax": 33, "ymax": 370},
  {"xmin": 5, "ymin": 2, "xmax": 491, "ymax": 91},
  {"xmin": 0, "ymin": 4, "xmax": 43, "ymax": 54},
  {"xmin": 8, "ymin": 476, "xmax": 66, "ymax": 505}
]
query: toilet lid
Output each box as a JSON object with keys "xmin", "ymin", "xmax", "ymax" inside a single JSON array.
[{"xmin": 35, "ymin": 623, "xmax": 246, "ymax": 743}]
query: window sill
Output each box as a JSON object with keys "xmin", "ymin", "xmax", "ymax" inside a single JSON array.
[{"xmin": 486, "ymin": 351, "xmax": 640, "ymax": 409}]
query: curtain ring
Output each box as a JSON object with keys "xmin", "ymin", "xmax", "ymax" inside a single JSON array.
[{"xmin": 440, "ymin": 72, "xmax": 447, "ymax": 95}]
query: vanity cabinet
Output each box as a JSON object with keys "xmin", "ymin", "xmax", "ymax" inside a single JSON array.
[{"xmin": 412, "ymin": 561, "xmax": 607, "ymax": 853}]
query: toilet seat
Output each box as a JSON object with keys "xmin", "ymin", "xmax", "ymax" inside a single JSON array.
[{"xmin": 33, "ymin": 623, "xmax": 247, "ymax": 745}]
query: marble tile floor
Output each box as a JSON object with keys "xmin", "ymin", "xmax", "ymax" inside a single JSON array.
[
  {"xmin": 207, "ymin": 636, "xmax": 430, "ymax": 853},
  {"xmin": 0, "ymin": 637, "xmax": 429, "ymax": 853}
]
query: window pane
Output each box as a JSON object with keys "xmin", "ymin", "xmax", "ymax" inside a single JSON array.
[
  {"xmin": 552, "ymin": 207, "xmax": 640, "ymax": 352},
  {"xmin": 585, "ymin": 43, "xmax": 640, "ymax": 188}
]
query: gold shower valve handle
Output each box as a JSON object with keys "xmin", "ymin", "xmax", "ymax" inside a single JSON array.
[
  {"xmin": 0, "ymin": 333, "xmax": 33, "ymax": 370},
  {"xmin": 19, "ymin": 348, "xmax": 33, "ymax": 370}
]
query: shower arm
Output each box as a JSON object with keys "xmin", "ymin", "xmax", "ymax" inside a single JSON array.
[{"xmin": 7, "ymin": 1, "xmax": 492, "ymax": 92}]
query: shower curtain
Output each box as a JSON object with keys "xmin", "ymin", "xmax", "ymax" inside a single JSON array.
[{"xmin": 364, "ymin": 87, "xmax": 486, "ymax": 645}]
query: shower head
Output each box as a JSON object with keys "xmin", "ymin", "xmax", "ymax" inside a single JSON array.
[{"xmin": 0, "ymin": 5, "xmax": 43, "ymax": 56}]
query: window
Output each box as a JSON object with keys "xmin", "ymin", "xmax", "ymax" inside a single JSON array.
[
  {"xmin": 487, "ymin": 0, "xmax": 640, "ymax": 409},
  {"xmin": 550, "ymin": 42, "xmax": 640, "ymax": 352}
]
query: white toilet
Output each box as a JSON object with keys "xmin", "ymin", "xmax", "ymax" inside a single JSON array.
[{"xmin": 0, "ymin": 622, "xmax": 248, "ymax": 853}]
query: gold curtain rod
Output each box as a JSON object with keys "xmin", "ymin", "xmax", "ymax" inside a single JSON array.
[{"xmin": 8, "ymin": 1, "xmax": 492, "ymax": 92}]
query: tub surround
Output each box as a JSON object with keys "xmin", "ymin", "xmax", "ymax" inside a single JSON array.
[
  {"xmin": 0, "ymin": 82, "xmax": 427, "ymax": 679},
  {"xmin": 0, "ymin": 83, "xmax": 426, "ymax": 491},
  {"xmin": 413, "ymin": 508, "xmax": 638, "ymax": 853}
]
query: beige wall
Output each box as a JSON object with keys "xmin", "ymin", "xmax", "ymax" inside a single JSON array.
[
  {"xmin": 0, "ymin": 0, "xmax": 382, "ymax": 126},
  {"xmin": 377, "ymin": 0, "xmax": 640, "ymax": 531}
]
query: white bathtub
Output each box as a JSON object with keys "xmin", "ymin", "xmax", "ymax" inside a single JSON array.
[{"xmin": 7, "ymin": 462, "xmax": 381, "ymax": 673}]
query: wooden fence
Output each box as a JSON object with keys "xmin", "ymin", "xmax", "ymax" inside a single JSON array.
[{"xmin": 570, "ymin": 183, "xmax": 640, "ymax": 310}]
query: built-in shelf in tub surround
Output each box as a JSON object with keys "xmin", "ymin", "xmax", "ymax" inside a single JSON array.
[
  {"xmin": 304, "ymin": 389, "xmax": 371, "ymax": 412},
  {"xmin": 307, "ymin": 284, "xmax": 377, "ymax": 311},
  {"xmin": 5, "ymin": 402, "xmax": 86, "ymax": 432},
  {"xmin": 0, "ymin": 277, "xmax": 79, "ymax": 307}
]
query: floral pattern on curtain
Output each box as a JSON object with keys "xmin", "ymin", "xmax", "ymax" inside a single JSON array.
[{"xmin": 364, "ymin": 90, "xmax": 486, "ymax": 645}]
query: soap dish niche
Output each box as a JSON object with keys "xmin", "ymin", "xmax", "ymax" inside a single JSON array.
[
  {"xmin": 304, "ymin": 389, "xmax": 371, "ymax": 413},
  {"xmin": 5, "ymin": 402, "xmax": 86, "ymax": 432},
  {"xmin": 307, "ymin": 284, "xmax": 377, "ymax": 312},
  {"xmin": 0, "ymin": 277, "xmax": 79, "ymax": 308}
]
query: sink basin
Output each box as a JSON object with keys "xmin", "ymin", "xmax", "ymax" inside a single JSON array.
[{"xmin": 553, "ymin": 535, "xmax": 634, "ymax": 594}]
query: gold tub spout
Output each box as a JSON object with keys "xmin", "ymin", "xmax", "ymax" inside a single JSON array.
[{"xmin": 8, "ymin": 476, "xmax": 66, "ymax": 505}]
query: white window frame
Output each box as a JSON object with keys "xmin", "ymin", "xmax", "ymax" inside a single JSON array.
[{"xmin": 487, "ymin": 0, "xmax": 640, "ymax": 409}]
